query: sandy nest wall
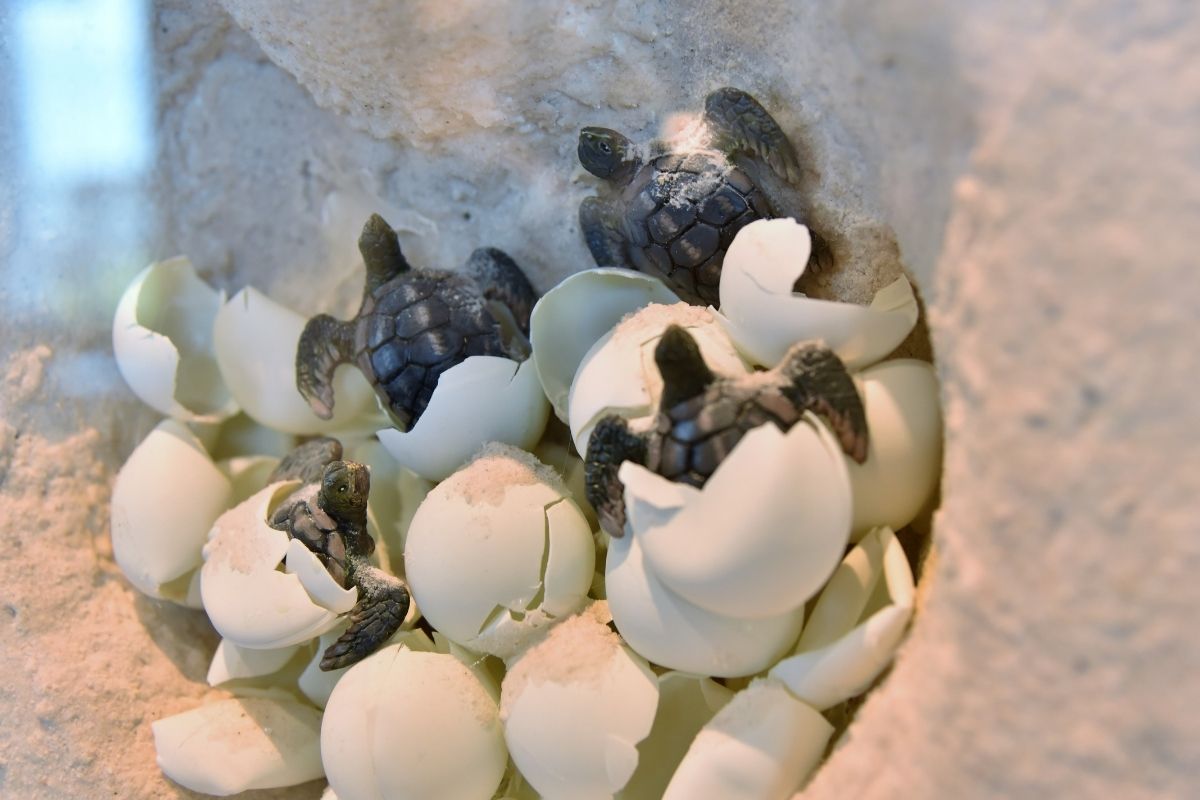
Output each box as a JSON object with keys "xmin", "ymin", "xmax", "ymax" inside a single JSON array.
[{"xmin": 0, "ymin": 0, "xmax": 1197, "ymax": 797}]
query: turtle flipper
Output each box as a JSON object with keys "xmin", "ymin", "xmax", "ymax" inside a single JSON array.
[
  {"xmin": 585, "ymin": 415, "xmax": 648, "ymax": 538},
  {"xmin": 579, "ymin": 196, "xmax": 629, "ymax": 268},
  {"xmin": 320, "ymin": 564, "xmax": 410, "ymax": 671},
  {"xmin": 779, "ymin": 343, "xmax": 869, "ymax": 463},
  {"xmin": 704, "ymin": 87, "xmax": 801, "ymax": 185},
  {"xmin": 296, "ymin": 314, "xmax": 356, "ymax": 420},
  {"xmin": 268, "ymin": 437, "xmax": 343, "ymax": 484},
  {"xmin": 359, "ymin": 214, "xmax": 411, "ymax": 295},
  {"xmin": 465, "ymin": 247, "xmax": 539, "ymax": 336},
  {"xmin": 654, "ymin": 325, "xmax": 716, "ymax": 409}
]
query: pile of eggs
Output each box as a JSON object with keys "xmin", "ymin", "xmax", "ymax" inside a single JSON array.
[{"xmin": 110, "ymin": 219, "xmax": 941, "ymax": 799}]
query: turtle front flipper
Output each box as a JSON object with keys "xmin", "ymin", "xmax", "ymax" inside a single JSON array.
[
  {"xmin": 465, "ymin": 247, "xmax": 539, "ymax": 337},
  {"xmin": 319, "ymin": 563, "xmax": 410, "ymax": 671},
  {"xmin": 585, "ymin": 415, "xmax": 648, "ymax": 538},
  {"xmin": 579, "ymin": 196, "xmax": 629, "ymax": 268},
  {"xmin": 704, "ymin": 87, "xmax": 801, "ymax": 185},
  {"xmin": 296, "ymin": 314, "xmax": 356, "ymax": 420},
  {"xmin": 779, "ymin": 343, "xmax": 870, "ymax": 464},
  {"xmin": 359, "ymin": 213, "xmax": 411, "ymax": 295}
]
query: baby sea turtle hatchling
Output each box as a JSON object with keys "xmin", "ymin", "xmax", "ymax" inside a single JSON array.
[
  {"xmin": 297, "ymin": 214, "xmax": 538, "ymax": 428},
  {"xmin": 584, "ymin": 325, "xmax": 869, "ymax": 538},
  {"xmin": 578, "ymin": 86, "xmax": 828, "ymax": 306},
  {"xmin": 268, "ymin": 438, "xmax": 409, "ymax": 670}
]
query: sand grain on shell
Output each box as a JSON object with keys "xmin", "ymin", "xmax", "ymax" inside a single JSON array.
[{"xmin": 442, "ymin": 442, "xmax": 567, "ymax": 506}]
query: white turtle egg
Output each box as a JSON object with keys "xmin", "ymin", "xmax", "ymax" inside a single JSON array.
[
  {"xmin": 405, "ymin": 445, "xmax": 594, "ymax": 660},
  {"xmin": 213, "ymin": 286, "xmax": 381, "ymax": 435},
  {"xmin": 528, "ymin": 267, "xmax": 680, "ymax": 421},
  {"xmin": 200, "ymin": 482, "xmax": 348, "ymax": 649},
  {"xmin": 568, "ymin": 302, "xmax": 749, "ymax": 453},
  {"xmin": 299, "ymin": 625, "xmax": 441, "ymax": 709},
  {"xmin": 111, "ymin": 419, "xmax": 233, "ymax": 605},
  {"xmin": 322, "ymin": 644, "xmax": 507, "ymax": 800},
  {"xmin": 206, "ymin": 639, "xmax": 300, "ymax": 686},
  {"xmin": 663, "ymin": 678, "xmax": 833, "ymax": 800},
  {"xmin": 770, "ymin": 526, "xmax": 915, "ymax": 711},
  {"xmin": 848, "ymin": 359, "xmax": 943, "ymax": 535},
  {"xmin": 112, "ymin": 257, "xmax": 240, "ymax": 423},
  {"xmin": 152, "ymin": 694, "xmax": 324, "ymax": 796},
  {"xmin": 716, "ymin": 218, "xmax": 920, "ymax": 370},
  {"xmin": 626, "ymin": 415, "xmax": 852, "ymax": 619},
  {"xmin": 377, "ymin": 356, "xmax": 550, "ymax": 481},
  {"xmin": 605, "ymin": 515, "xmax": 805, "ymax": 677},
  {"xmin": 500, "ymin": 605, "xmax": 659, "ymax": 799}
]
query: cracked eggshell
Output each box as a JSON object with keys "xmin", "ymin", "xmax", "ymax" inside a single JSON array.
[
  {"xmin": 153, "ymin": 695, "xmax": 324, "ymax": 796},
  {"xmin": 200, "ymin": 482, "xmax": 344, "ymax": 649},
  {"xmin": 627, "ymin": 416, "xmax": 852, "ymax": 619},
  {"xmin": 206, "ymin": 639, "xmax": 300, "ymax": 686},
  {"xmin": 663, "ymin": 678, "xmax": 833, "ymax": 800},
  {"xmin": 111, "ymin": 419, "xmax": 233, "ymax": 604},
  {"xmin": 405, "ymin": 445, "xmax": 594, "ymax": 660},
  {"xmin": 112, "ymin": 257, "xmax": 240, "ymax": 423},
  {"xmin": 500, "ymin": 607, "xmax": 659, "ymax": 799},
  {"xmin": 605, "ymin": 526, "xmax": 804, "ymax": 678},
  {"xmin": 848, "ymin": 359, "xmax": 943, "ymax": 535},
  {"xmin": 377, "ymin": 356, "xmax": 550, "ymax": 481},
  {"xmin": 717, "ymin": 219, "xmax": 919, "ymax": 370},
  {"xmin": 213, "ymin": 287, "xmax": 379, "ymax": 435},
  {"xmin": 770, "ymin": 527, "xmax": 915, "ymax": 711},
  {"xmin": 322, "ymin": 644, "xmax": 507, "ymax": 800},
  {"xmin": 567, "ymin": 302, "xmax": 749, "ymax": 453},
  {"xmin": 529, "ymin": 268, "xmax": 680, "ymax": 421}
]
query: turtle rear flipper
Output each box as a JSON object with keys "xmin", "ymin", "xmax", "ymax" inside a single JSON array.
[
  {"xmin": 579, "ymin": 196, "xmax": 629, "ymax": 268},
  {"xmin": 296, "ymin": 314, "xmax": 356, "ymax": 420},
  {"xmin": 780, "ymin": 343, "xmax": 869, "ymax": 463},
  {"xmin": 585, "ymin": 415, "xmax": 648, "ymax": 538},
  {"xmin": 704, "ymin": 87, "xmax": 801, "ymax": 185},
  {"xmin": 465, "ymin": 247, "xmax": 539, "ymax": 337},
  {"xmin": 319, "ymin": 564, "xmax": 410, "ymax": 671}
]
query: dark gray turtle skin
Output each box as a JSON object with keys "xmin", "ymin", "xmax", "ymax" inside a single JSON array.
[
  {"xmin": 578, "ymin": 87, "xmax": 827, "ymax": 306},
  {"xmin": 585, "ymin": 325, "xmax": 869, "ymax": 538},
  {"xmin": 269, "ymin": 440, "xmax": 410, "ymax": 671},
  {"xmin": 297, "ymin": 214, "xmax": 538, "ymax": 429}
]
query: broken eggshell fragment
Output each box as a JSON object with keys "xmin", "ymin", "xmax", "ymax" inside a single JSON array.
[
  {"xmin": 112, "ymin": 257, "xmax": 240, "ymax": 423},
  {"xmin": 716, "ymin": 218, "xmax": 919, "ymax": 370},
  {"xmin": 206, "ymin": 639, "xmax": 301, "ymax": 686}
]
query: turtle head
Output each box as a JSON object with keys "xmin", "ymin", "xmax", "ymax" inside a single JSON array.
[
  {"xmin": 320, "ymin": 460, "xmax": 370, "ymax": 526},
  {"xmin": 579, "ymin": 128, "xmax": 640, "ymax": 185},
  {"xmin": 654, "ymin": 325, "xmax": 716, "ymax": 410}
]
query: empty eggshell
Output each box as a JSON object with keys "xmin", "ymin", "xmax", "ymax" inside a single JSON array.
[
  {"xmin": 848, "ymin": 359, "xmax": 943, "ymax": 535},
  {"xmin": 716, "ymin": 219, "xmax": 919, "ymax": 370},
  {"xmin": 284, "ymin": 538, "xmax": 358, "ymax": 614},
  {"xmin": 111, "ymin": 419, "xmax": 233, "ymax": 604},
  {"xmin": 201, "ymin": 482, "xmax": 344, "ymax": 649},
  {"xmin": 405, "ymin": 445, "xmax": 594, "ymax": 660},
  {"xmin": 153, "ymin": 694, "xmax": 324, "ymax": 796},
  {"xmin": 528, "ymin": 267, "xmax": 681, "ymax": 421},
  {"xmin": 206, "ymin": 639, "xmax": 301, "ymax": 686},
  {"xmin": 322, "ymin": 644, "xmax": 507, "ymax": 800},
  {"xmin": 213, "ymin": 287, "xmax": 380, "ymax": 435},
  {"xmin": 662, "ymin": 678, "xmax": 833, "ymax": 800},
  {"xmin": 626, "ymin": 415, "xmax": 852, "ymax": 619},
  {"xmin": 376, "ymin": 356, "xmax": 550, "ymax": 481},
  {"xmin": 500, "ymin": 606, "xmax": 659, "ymax": 799},
  {"xmin": 112, "ymin": 257, "xmax": 240, "ymax": 423},
  {"xmin": 770, "ymin": 526, "xmax": 915, "ymax": 711},
  {"xmin": 568, "ymin": 303, "xmax": 749, "ymax": 453}
]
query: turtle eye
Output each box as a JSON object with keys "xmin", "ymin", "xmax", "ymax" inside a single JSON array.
[
  {"xmin": 338, "ymin": 484, "xmax": 347, "ymax": 493},
  {"xmin": 599, "ymin": 142, "xmax": 612, "ymax": 154}
]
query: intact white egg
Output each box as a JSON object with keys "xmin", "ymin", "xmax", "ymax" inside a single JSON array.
[
  {"xmin": 112, "ymin": 257, "xmax": 240, "ymax": 423},
  {"xmin": 298, "ymin": 625, "xmax": 443, "ymax": 709},
  {"xmin": 376, "ymin": 356, "xmax": 550, "ymax": 482},
  {"xmin": 568, "ymin": 302, "xmax": 749, "ymax": 453},
  {"xmin": 110, "ymin": 419, "xmax": 233, "ymax": 605},
  {"xmin": 848, "ymin": 359, "xmax": 943, "ymax": 535},
  {"xmin": 770, "ymin": 526, "xmax": 915, "ymax": 711},
  {"xmin": 500, "ymin": 606, "xmax": 659, "ymax": 799},
  {"xmin": 322, "ymin": 644, "xmax": 507, "ymax": 800},
  {"xmin": 528, "ymin": 267, "xmax": 681, "ymax": 421},
  {"xmin": 405, "ymin": 445, "xmax": 595, "ymax": 660},
  {"xmin": 213, "ymin": 287, "xmax": 381, "ymax": 435},
  {"xmin": 716, "ymin": 219, "xmax": 919, "ymax": 370},
  {"xmin": 206, "ymin": 639, "xmax": 300, "ymax": 686},
  {"xmin": 663, "ymin": 678, "xmax": 833, "ymax": 800},
  {"xmin": 152, "ymin": 693, "xmax": 324, "ymax": 796}
]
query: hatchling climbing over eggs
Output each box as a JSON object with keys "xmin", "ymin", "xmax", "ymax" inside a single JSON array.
[
  {"xmin": 578, "ymin": 86, "xmax": 830, "ymax": 306},
  {"xmin": 584, "ymin": 325, "xmax": 869, "ymax": 538},
  {"xmin": 296, "ymin": 214, "xmax": 538, "ymax": 428}
]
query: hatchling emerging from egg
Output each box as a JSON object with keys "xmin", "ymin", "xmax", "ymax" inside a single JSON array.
[
  {"xmin": 297, "ymin": 213, "xmax": 538, "ymax": 428},
  {"xmin": 268, "ymin": 437, "xmax": 408, "ymax": 670},
  {"xmin": 578, "ymin": 86, "xmax": 829, "ymax": 306},
  {"xmin": 585, "ymin": 325, "xmax": 870, "ymax": 538}
]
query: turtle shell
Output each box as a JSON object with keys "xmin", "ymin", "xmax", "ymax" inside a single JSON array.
[
  {"xmin": 352, "ymin": 270, "xmax": 507, "ymax": 427},
  {"xmin": 623, "ymin": 151, "xmax": 773, "ymax": 305}
]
